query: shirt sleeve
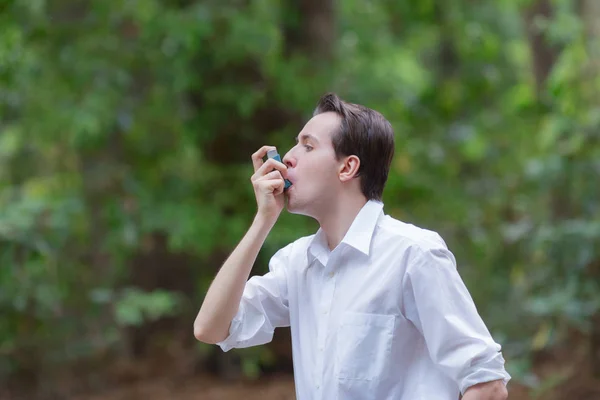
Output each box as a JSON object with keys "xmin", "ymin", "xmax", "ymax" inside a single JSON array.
[
  {"xmin": 402, "ymin": 242, "xmax": 511, "ymax": 394},
  {"xmin": 216, "ymin": 245, "xmax": 291, "ymax": 352}
]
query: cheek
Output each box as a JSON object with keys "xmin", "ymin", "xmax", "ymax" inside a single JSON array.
[
  {"xmin": 307, "ymin": 165, "xmax": 338, "ymax": 188},
  {"xmin": 298, "ymin": 152, "xmax": 338, "ymax": 181}
]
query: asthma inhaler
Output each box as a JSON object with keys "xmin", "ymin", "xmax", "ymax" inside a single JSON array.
[{"xmin": 267, "ymin": 149, "xmax": 292, "ymax": 190}]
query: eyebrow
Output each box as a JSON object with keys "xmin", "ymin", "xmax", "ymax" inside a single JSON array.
[{"xmin": 295, "ymin": 133, "xmax": 319, "ymax": 144}]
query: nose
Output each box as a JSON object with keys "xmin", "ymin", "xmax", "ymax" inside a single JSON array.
[{"xmin": 282, "ymin": 148, "xmax": 295, "ymax": 168}]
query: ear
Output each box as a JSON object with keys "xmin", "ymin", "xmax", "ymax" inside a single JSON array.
[{"xmin": 338, "ymin": 155, "xmax": 360, "ymax": 182}]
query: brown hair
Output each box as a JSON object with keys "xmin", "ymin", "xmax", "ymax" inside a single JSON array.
[{"xmin": 313, "ymin": 92, "xmax": 395, "ymax": 201}]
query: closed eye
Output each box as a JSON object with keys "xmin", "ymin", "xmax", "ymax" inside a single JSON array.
[{"xmin": 304, "ymin": 144, "xmax": 313, "ymax": 151}]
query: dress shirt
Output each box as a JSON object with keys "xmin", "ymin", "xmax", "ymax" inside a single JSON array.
[{"xmin": 217, "ymin": 200, "xmax": 510, "ymax": 399}]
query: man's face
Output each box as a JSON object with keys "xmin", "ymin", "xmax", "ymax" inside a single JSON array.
[{"xmin": 282, "ymin": 112, "xmax": 342, "ymax": 217}]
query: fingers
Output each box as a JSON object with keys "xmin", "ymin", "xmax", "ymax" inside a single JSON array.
[
  {"xmin": 267, "ymin": 177, "xmax": 285, "ymax": 196},
  {"xmin": 253, "ymin": 175, "xmax": 285, "ymax": 195},
  {"xmin": 262, "ymin": 170, "xmax": 283, "ymax": 181},
  {"xmin": 251, "ymin": 146, "xmax": 287, "ymax": 198},
  {"xmin": 251, "ymin": 158, "xmax": 288, "ymax": 182},
  {"xmin": 251, "ymin": 145, "xmax": 277, "ymax": 173},
  {"xmin": 251, "ymin": 170, "xmax": 284, "ymax": 191}
]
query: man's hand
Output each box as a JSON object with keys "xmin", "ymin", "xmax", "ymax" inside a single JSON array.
[
  {"xmin": 462, "ymin": 379, "xmax": 508, "ymax": 400},
  {"xmin": 251, "ymin": 145, "xmax": 288, "ymax": 224}
]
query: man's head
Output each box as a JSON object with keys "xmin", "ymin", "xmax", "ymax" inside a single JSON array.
[{"xmin": 283, "ymin": 93, "xmax": 395, "ymax": 217}]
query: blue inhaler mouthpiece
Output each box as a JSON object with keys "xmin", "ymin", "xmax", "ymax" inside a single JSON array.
[{"xmin": 267, "ymin": 149, "xmax": 292, "ymax": 190}]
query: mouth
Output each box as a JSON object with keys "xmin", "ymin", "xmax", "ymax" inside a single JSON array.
[
  {"xmin": 284, "ymin": 179, "xmax": 295, "ymax": 194},
  {"xmin": 284, "ymin": 174, "xmax": 295, "ymax": 191}
]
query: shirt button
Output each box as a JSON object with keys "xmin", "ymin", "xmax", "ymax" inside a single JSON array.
[{"xmin": 329, "ymin": 272, "xmax": 335, "ymax": 277}]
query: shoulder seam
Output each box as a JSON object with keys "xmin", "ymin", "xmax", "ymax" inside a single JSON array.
[{"xmin": 377, "ymin": 220, "xmax": 445, "ymax": 251}]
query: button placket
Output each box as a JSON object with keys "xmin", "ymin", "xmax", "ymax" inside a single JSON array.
[{"xmin": 314, "ymin": 259, "xmax": 337, "ymax": 399}]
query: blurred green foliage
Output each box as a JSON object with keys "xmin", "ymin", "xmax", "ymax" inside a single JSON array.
[{"xmin": 0, "ymin": 0, "xmax": 599, "ymax": 392}]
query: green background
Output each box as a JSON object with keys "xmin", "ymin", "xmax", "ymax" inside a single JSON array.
[{"xmin": 1, "ymin": 0, "xmax": 599, "ymax": 398}]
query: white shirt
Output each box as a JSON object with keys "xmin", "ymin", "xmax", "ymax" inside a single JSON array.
[{"xmin": 217, "ymin": 200, "xmax": 510, "ymax": 399}]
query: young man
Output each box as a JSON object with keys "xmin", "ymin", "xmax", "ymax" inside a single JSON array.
[{"xmin": 194, "ymin": 93, "xmax": 510, "ymax": 399}]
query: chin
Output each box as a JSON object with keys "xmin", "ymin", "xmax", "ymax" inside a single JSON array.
[
  {"xmin": 285, "ymin": 195, "xmax": 317, "ymax": 219},
  {"xmin": 285, "ymin": 190, "xmax": 306, "ymax": 215},
  {"xmin": 285, "ymin": 199, "xmax": 301, "ymax": 214}
]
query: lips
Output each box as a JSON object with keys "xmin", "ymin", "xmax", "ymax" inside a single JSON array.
[
  {"xmin": 284, "ymin": 175, "xmax": 295, "ymax": 193},
  {"xmin": 285, "ymin": 172, "xmax": 295, "ymax": 187}
]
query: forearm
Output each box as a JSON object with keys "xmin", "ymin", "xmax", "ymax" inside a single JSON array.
[
  {"xmin": 462, "ymin": 380, "xmax": 508, "ymax": 400},
  {"xmin": 194, "ymin": 214, "xmax": 275, "ymax": 344}
]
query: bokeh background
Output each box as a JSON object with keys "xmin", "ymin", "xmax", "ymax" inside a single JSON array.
[{"xmin": 1, "ymin": 0, "xmax": 599, "ymax": 399}]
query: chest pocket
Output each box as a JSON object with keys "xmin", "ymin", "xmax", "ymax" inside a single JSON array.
[{"xmin": 336, "ymin": 312, "xmax": 395, "ymax": 381}]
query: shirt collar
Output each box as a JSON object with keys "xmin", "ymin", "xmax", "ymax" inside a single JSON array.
[
  {"xmin": 307, "ymin": 200, "xmax": 384, "ymax": 265},
  {"xmin": 307, "ymin": 228, "xmax": 329, "ymax": 267}
]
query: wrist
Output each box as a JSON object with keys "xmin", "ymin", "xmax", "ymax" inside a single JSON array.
[{"xmin": 253, "ymin": 212, "xmax": 277, "ymax": 231}]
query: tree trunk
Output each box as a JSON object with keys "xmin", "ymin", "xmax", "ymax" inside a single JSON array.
[
  {"xmin": 582, "ymin": 0, "xmax": 600, "ymax": 378},
  {"xmin": 524, "ymin": 0, "xmax": 559, "ymax": 96},
  {"xmin": 434, "ymin": 1, "xmax": 459, "ymax": 79},
  {"xmin": 282, "ymin": 0, "xmax": 335, "ymax": 63}
]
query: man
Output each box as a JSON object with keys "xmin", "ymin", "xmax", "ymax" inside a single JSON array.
[{"xmin": 194, "ymin": 93, "xmax": 510, "ymax": 399}]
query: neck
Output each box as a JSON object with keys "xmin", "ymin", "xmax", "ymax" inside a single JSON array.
[{"xmin": 316, "ymin": 194, "xmax": 368, "ymax": 251}]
